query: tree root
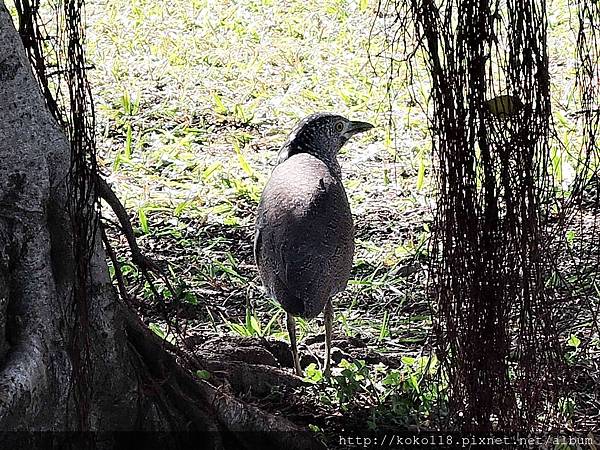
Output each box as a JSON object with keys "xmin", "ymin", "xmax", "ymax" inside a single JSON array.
[
  {"xmin": 123, "ymin": 308, "xmax": 325, "ymax": 449},
  {"xmin": 97, "ymin": 174, "xmax": 187, "ymax": 340},
  {"xmin": 96, "ymin": 175, "xmax": 181, "ymax": 316},
  {"xmin": 95, "ymin": 175, "xmax": 158, "ymax": 272},
  {"xmin": 203, "ymin": 360, "xmax": 305, "ymax": 397}
]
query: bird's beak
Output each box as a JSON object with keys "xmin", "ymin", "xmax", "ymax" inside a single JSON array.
[{"xmin": 344, "ymin": 120, "xmax": 374, "ymax": 138}]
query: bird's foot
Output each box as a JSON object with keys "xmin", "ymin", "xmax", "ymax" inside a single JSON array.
[
  {"xmin": 323, "ymin": 359, "xmax": 331, "ymax": 378},
  {"xmin": 294, "ymin": 364, "xmax": 303, "ymax": 377}
]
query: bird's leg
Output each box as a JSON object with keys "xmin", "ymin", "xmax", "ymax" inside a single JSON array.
[
  {"xmin": 324, "ymin": 298, "xmax": 333, "ymax": 377},
  {"xmin": 287, "ymin": 313, "xmax": 302, "ymax": 376}
]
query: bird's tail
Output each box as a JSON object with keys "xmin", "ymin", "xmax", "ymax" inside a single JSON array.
[{"xmin": 272, "ymin": 275, "xmax": 324, "ymax": 319}]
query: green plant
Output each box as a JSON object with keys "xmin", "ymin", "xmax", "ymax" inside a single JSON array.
[
  {"xmin": 304, "ymin": 362, "xmax": 324, "ymax": 383},
  {"xmin": 378, "ymin": 310, "xmax": 390, "ymax": 342},
  {"xmin": 306, "ymin": 355, "xmax": 444, "ymax": 427},
  {"xmin": 558, "ymin": 396, "xmax": 575, "ymax": 421},
  {"xmin": 416, "ymin": 149, "xmax": 427, "ymax": 191},
  {"xmin": 565, "ymin": 333, "xmax": 581, "ymax": 365},
  {"xmin": 112, "ymin": 90, "xmax": 142, "ymax": 170},
  {"xmin": 196, "ymin": 369, "xmax": 211, "ymax": 380},
  {"xmin": 148, "ymin": 322, "xmax": 175, "ymax": 344},
  {"xmin": 225, "ymin": 305, "xmax": 283, "ymax": 338}
]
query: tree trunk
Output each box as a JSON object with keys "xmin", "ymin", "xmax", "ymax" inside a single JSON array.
[
  {"xmin": 0, "ymin": 0, "xmax": 190, "ymax": 431},
  {"xmin": 0, "ymin": 5, "xmax": 322, "ymax": 449}
]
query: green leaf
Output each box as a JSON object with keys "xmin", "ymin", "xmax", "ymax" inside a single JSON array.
[
  {"xmin": 113, "ymin": 152, "xmax": 123, "ymax": 171},
  {"xmin": 408, "ymin": 374, "xmax": 420, "ymax": 393},
  {"xmin": 212, "ymin": 203, "xmax": 232, "ymax": 215},
  {"xmin": 243, "ymin": 309, "xmax": 261, "ymax": 336},
  {"xmin": 383, "ymin": 168, "xmax": 390, "ymax": 185},
  {"xmin": 124, "ymin": 123, "xmax": 132, "ymax": 158},
  {"xmin": 555, "ymin": 110, "xmax": 570, "ymax": 128},
  {"xmin": 121, "ymin": 91, "xmax": 131, "ymax": 115},
  {"xmin": 378, "ymin": 310, "xmax": 389, "ymax": 341},
  {"xmin": 401, "ymin": 356, "xmax": 415, "ymax": 366},
  {"xmin": 212, "ymin": 92, "xmax": 228, "ymax": 115},
  {"xmin": 382, "ymin": 370, "xmax": 402, "ymax": 386},
  {"xmin": 196, "ymin": 370, "xmax": 211, "ymax": 380},
  {"xmin": 566, "ymin": 230, "xmax": 575, "ymax": 244},
  {"xmin": 250, "ymin": 314, "xmax": 262, "ymax": 336},
  {"xmin": 233, "ymin": 140, "xmax": 255, "ymax": 178},
  {"xmin": 184, "ymin": 292, "xmax": 198, "ymax": 305},
  {"xmin": 149, "ymin": 323, "xmax": 165, "ymax": 339},
  {"xmin": 233, "ymin": 103, "xmax": 249, "ymax": 123},
  {"xmin": 567, "ymin": 334, "xmax": 580, "ymax": 349},
  {"xmin": 174, "ymin": 201, "xmax": 190, "ymax": 217},
  {"xmin": 263, "ymin": 310, "xmax": 282, "ymax": 336},
  {"xmin": 416, "ymin": 154, "xmax": 426, "ymax": 190},
  {"xmin": 304, "ymin": 363, "xmax": 323, "ymax": 383},
  {"xmin": 223, "ymin": 216, "xmax": 239, "ymax": 226},
  {"xmin": 138, "ymin": 208, "xmax": 149, "ymax": 234},
  {"xmin": 202, "ymin": 161, "xmax": 222, "ymax": 179},
  {"xmin": 227, "ymin": 322, "xmax": 250, "ymax": 336},
  {"xmin": 558, "ymin": 396, "xmax": 575, "ymax": 415}
]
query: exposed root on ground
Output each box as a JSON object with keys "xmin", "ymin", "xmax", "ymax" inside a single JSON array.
[{"xmin": 124, "ymin": 307, "xmax": 325, "ymax": 449}]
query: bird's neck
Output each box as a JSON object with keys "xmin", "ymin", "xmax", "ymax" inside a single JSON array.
[
  {"xmin": 320, "ymin": 154, "xmax": 342, "ymax": 179},
  {"xmin": 283, "ymin": 142, "xmax": 343, "ymax": 179}
]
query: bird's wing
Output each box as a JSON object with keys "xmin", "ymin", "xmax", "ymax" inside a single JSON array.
[
  {"xmin": 253, "ymin": 220, "xmax": 262, "ymax": 268},
  {"xmin": 254, "ymin": 154, "xmax": 354, "ymax": 318},
  {"xmin": 276, "ymin": 177, "xmax": 353, "ymax": 315}
]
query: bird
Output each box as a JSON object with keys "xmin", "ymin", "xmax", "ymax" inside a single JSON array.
[{"xmin": 254, "ymin": 112, "xmax": 373, "ymax": 376}]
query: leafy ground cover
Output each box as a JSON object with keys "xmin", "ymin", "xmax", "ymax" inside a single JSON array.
[
  {"xmin": 11, "ymin": 0, "xmax": 592, "ymax": 440},
  {"xmin": 83, "ymin": 0, "xmax": 440, "ymax": 436}
]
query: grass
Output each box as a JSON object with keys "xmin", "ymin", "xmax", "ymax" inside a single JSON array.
[
  {"xmin": 85, "ymin": 0, "xmax": 432, "ymax": 347},
  {"xmin": 82, "ymin": 0, "xmax": 435, "ymax": 431},
  {"xmin": 5, "ymin": 0, "xmax": 596, "ymax": 435},
  {"xmin": 83, "ymin": 0, "xmax": 599, "ymax": 432}
]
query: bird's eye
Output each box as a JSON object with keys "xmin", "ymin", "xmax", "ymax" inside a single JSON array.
[{"xmin": 335, "ymin": 121, "xmax": 344, "ymax": 132}]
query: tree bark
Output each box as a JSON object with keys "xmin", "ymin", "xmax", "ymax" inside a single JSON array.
[
  {"xmin": 0, "ymin": 0, "xmax": 172, "ymax": 431},
  {"xmin": 0, "ymin": 4, "xmax": 323, "ymax": 449}
]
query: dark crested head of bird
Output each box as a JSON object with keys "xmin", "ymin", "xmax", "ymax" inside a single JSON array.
[{"xmin": 277, "ymin": 113, "xmax": 373, "ymax": 165}]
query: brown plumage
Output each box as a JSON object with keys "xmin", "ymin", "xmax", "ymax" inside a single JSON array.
[{"xmin": 254, "ymin": 113, "xmax": 373, "ymax": 376}]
